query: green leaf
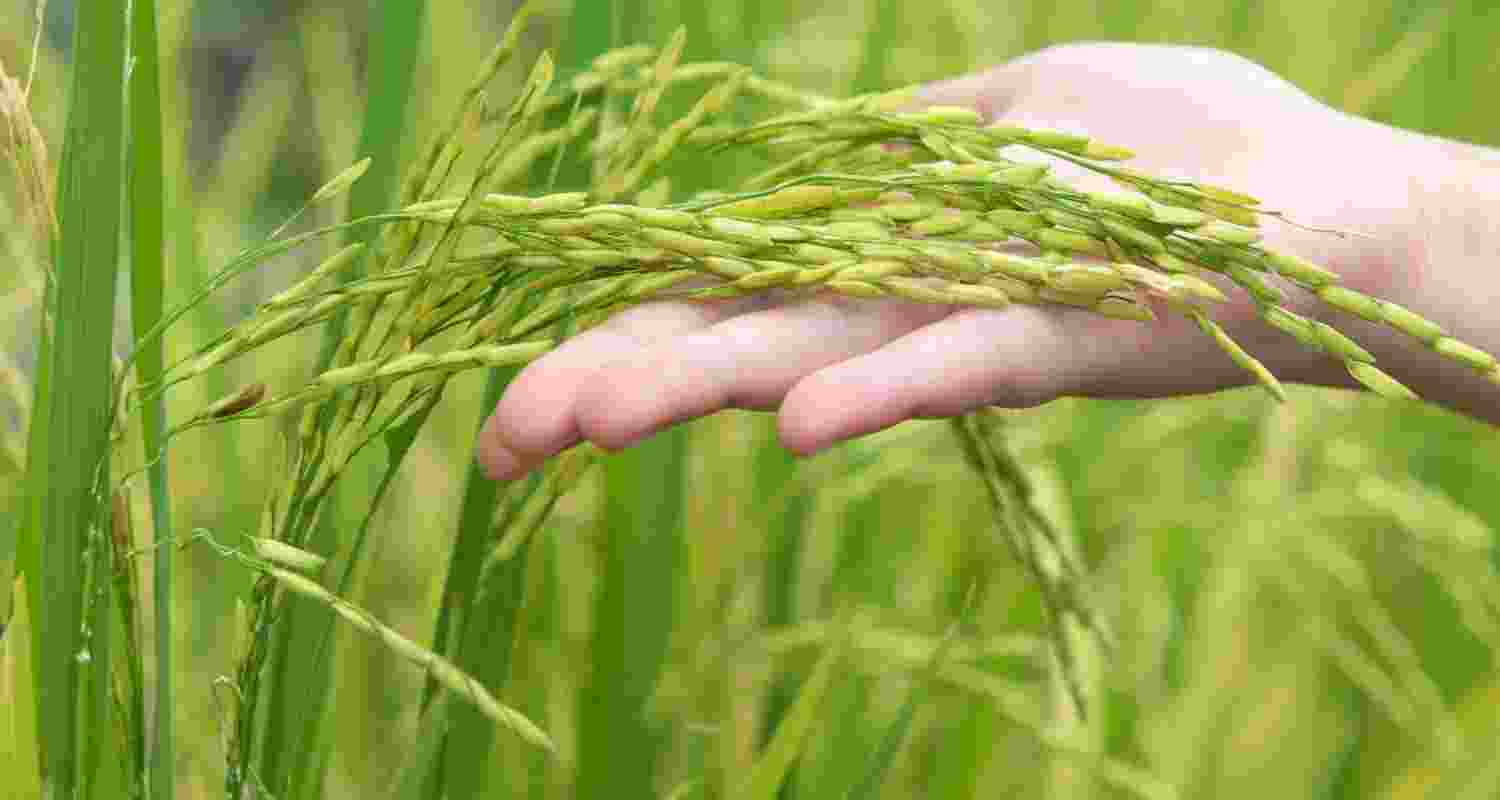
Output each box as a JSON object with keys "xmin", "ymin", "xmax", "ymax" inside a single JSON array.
[
  {"xmin": 0, "ymin": 578, "xmax": 41, "ymax": 799},
  {"xmin": 421, "ymin": 367, "xmax": 532, "ymax": 799},
  {"xmin": 576, "ymin": 433, "xmax": 689, "ymax": 797},
  {"xmin": 735, "ymin": 624, "xmax": 850, "ymax": 800},
  {"xmin": 256, "ymin": 3, "xmax": 430, "ymax": 796},
  {"xmin": 552, "ymin": 7, "xmax": 696, "ymax": 796},
  {"xmin": 128, "ymin": 0, "xmax": 175, "ymax": 795},
  {"xmin": 391, "ymin": 696, "xmax": 452, "ymax": 800},
  {"xmin": 29, "ymin": 0, "xmax": 129, "ymax": 795}
]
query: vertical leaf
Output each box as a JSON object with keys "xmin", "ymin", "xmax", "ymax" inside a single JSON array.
[
  {"xmin": 736, "ymin": 630, "xmax": 848, "ymax": 800},
  {"xmin": 255, "ymin": 3, "xmax": 428, "ymax": 797},
  {"xmin": 16, "ymin": 268, "xmax": 50, "ymax": 775},
  {"xmin": 577, "ymin": 435, "xmax": 689, "ymax": 797},
  {"xmin": 80, "ymin": 532, "xmax": 126, "ymax": 798},
  {"xmin": 852, "ymin": 0, "xmax": 898, "ymax": 97},
  {"xmin": 392, "ymin": 696, "xmax": 452, "ymax": 800},
  {"xmin": 1, "ymin": 578, "xmax": 41, "ymax": 799},
  {"xmin": 421, "ymin": 365, "xmax": 540, "ymax": 799},
  {"xmin": 553, "ymin": 3, "xmax": 695, "ymax": 796},
  {"xmin": 753, "ymin": 444, "xmax": 810, "ymax": 765},
  {"xmin": 128, "ymin": 0, "xmax": 175, "ymax": 796},
  {"xmin": 29, "ymin": 0, "xmax": 128, "ymax": 795},
  {"xmin": 342, "ymin": 0, "xmax": 429, "ymax": 257},
  {"xmin": 439, "ymin": 471, "xmax": 542, "ymax": 798}
]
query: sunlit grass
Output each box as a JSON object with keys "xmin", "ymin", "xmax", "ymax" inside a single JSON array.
[{"xmin": 2, "ymin": 2, "xmax": 1498, "ymax": 799}]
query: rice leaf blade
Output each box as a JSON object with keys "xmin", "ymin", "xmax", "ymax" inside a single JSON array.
[
  {"xmin": 256, "ymin": 3, "xmax": 430, "ymax": 797},
  {"xmin": 735, "ymin": 623, "xmax": 849, "ymax": 800},
  {"xmin": 577, "ymin": 435, "xmax": 689, "ymax": 797},
  {"xmin": 1, "ymin": 577, "xmax": 42, "ymax": 799},
  {"xmin": 127, "ymin": 0, "xmax": 175, "ymax": 795},
  {"xmin": 28, "ymin": 0, "xmax": 129, "ymax": 794}
]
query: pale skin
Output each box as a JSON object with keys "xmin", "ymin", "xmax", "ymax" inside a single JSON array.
[{"xmin": 476, "ymin": 43, "xmax": 1500, "ymax": 481}]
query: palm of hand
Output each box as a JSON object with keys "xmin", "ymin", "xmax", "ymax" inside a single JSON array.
[{"xmin": 477, "ymin": 44, "xmax": 1420, "ymax": 481}]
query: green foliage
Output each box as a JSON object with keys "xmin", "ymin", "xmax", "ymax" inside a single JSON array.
[
  {"xmin": 128, "ymin": 1, "xmax": 175, "ymax": 796},
  {"xmin": 24, "ymin": 1, "xmax": 130, "ymax": 797},
  {"xmin": 2, "ymin": 2, "xmax": 1499, "ymax": 800}
]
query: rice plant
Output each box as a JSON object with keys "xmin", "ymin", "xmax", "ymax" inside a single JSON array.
[{"xmin": 4, "ymin": 2, "xmax": 1499, "ymax": 799}]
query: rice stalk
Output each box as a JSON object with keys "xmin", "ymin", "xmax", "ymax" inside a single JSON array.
[
  {"xmin": 951, "ymin": 412, "xmax": 1105, "ymax": 718},
  {"xmin": 109, "ymin": 26, "xmax": 1500, "ymax": 794},
  {"xmin": 185, "ymin": 531, "xmax": 556, "ymax": 754}
]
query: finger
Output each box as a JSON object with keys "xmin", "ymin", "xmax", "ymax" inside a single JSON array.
[
  {"xmin": 914, "ymin": 60, "xmax": 1036, "ymax": 122},
  {"xmin": 572, "ymin": 296, "xmax": 953, "ymax": 451},
  {"xmin": 778, "ymin": 305, "xmax": 1252, "ymax": 454},
  {"xmin": 478, "ymin": 296, "xmax": 762, "ymax": 480}
]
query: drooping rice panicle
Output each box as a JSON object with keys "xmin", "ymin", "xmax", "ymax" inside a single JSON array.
[
  {"xmin": 189, "ymin": 531, "xmax": 557, "ymax": 754},
  {"xmin": 130, "ymin": 29, "xmax": 1500, "ymax": 759},
  {"xmin": 1192, "ymin": 310, "xmax": 1288, "ymax": 402}
]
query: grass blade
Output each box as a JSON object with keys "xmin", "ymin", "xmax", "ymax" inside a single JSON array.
[
  {"xmin": 80, "ymin": 522, "xmax": 126, "ymax": 798},
  {"xmin": 439, "ymin": 470, "xmax": 543, "ymax": 798},
  {"xmin": 277, "ymin": 406, "xmax": 433, "ymax": 800},
  {"xmin": 1, "ymin": 577, "xmax": 42, "ymax": 799},
  {"xmin": 735, "ymin": 620, "xmax": 851, "ymax": 800},
  {"xmin": 127, "ymin": 0, "xmax": 175, "ymax": 795},
  {"xmin": 27, "ymin": 0, "xmax": 128, "ymax": 794},
  {"xmin": 422, "ymin": 366, "xmax": 533, "ymax": 799},
  {"xmin": 391, "ymin": 696, "xmax": 452, "ymax": 800},
  {"xmin": 341, "ymin": 0, "xmax": 428, "ymax": 258},
  {"xmin": 846, "ymin": 591, "xmax": 976, "ymax": 800},
  {"xmin": 16, "ymin": 259, "xmax": 50, "ymax": 778},
  {"xmin": 752, "ymin": 444, "xmax": 811, "ymax": 783},
  {"xmin": 423, "ymin": 373, "xmax": 511, "ymax": 712},
  {"xmin": 843, "ymin": 687, "xmax": 918, "ymax": 800},
  {"xmin": 852, "ymin": 0, "xmax": 898, "ymax": 96},
  {"xmin": 578, "ymin": 435, "xmax": 689, "ymax": 797},
  {"xmin": 255, "ymin": 3, "xmax": 429, "ymax": 796},
  {"xmin": 553, "ymin": 2, "xmax": 697, "ymax": 795}
]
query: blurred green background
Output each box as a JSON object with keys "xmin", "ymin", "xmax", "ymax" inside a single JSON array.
[{"xmin": 3, "ymin": 1, "xmax": 1498, "ymax": 798}]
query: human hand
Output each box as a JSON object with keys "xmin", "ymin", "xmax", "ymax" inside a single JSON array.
[{"xmin": 476, "ymin": 43, "xmax": 1478, "ymax": 482}]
